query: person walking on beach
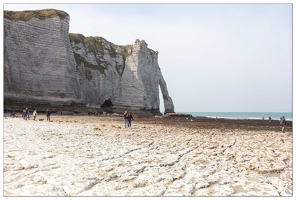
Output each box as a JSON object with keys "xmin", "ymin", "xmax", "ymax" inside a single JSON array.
[
  {"xmin": 27, "ymin": 109, "xmax": 31, "ymax": 120},
  {"xmin": 280, "ymin": 116, "xmax": 286, "ymax": 133},
  {"xmin": 124, "ymin": 110, "xmax": 128, "ymax": 128},
  {"xmin": 33, "ymin": 109, "xmax": 37, "ymax": 121},
  {"xmin": 46, "ymin": 109, "xmax": 51, "ymax": 121},
  {"xmin": 268, "ymin": 116, "xmax": 272, "ymax": 123},
  {"xmin": 127, "ymin": 112, "xmax": 134, "ymax": 128},
  {"xmin": 24, "ymin": 108, "xmax": 29, "ymax": 120}
]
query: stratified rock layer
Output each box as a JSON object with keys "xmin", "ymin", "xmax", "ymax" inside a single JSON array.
[
  {"xmin": 4, "ymin": 9, "xmax": 174, "ymax": 114},
  {"xmin": 4, "ymin": 10, "xmax": 83, "ymax": 112}
]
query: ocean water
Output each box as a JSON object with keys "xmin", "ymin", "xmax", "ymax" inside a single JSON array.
[{"xmin": 184, "ymin": 112, "xmax": 293, "ymax": 121}]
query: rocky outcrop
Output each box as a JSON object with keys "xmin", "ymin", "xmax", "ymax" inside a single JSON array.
[
  {"xmin": 71, "ymin": 35, "xmax": 174, "ymax": 114},
  {"xmin": 4, "ymin": 9, "xmax": 174, "ymax": 115}
]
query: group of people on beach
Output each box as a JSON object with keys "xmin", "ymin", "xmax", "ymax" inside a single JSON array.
[
  {"xmin": 22, "ymin": 108, "xmax": 37, "ymax": 121},
  {"xmin": 22, "ymin": 108, "xmax": 29, "ymax": 120},
  {"xmin": 123, "ymin": 110, "xmax": 133, "ymax": 128},
  {"xmin": 21, "ymin": 108, "xmax": 51, "ymax": 121},
  {"xmin": 18, "ymin": 107, "xmax": 288, "ymax": 133},
  {"xmin": 262, "ymin": 116, "xmax": 287, "ymax": 132}
]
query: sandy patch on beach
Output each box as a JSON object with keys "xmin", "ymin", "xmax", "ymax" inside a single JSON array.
[{"xmin": 3, "ymin": 115, "xmax": 293, "ymax": 196}]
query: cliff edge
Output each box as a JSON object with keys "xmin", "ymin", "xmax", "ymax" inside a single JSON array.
[{"xmin": 4, "ymin": 9, "xmax": 174, "ymax": 115}]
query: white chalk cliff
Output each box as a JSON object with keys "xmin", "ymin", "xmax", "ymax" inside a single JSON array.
[{"xmin": 4, "ymin": 9, "xmax": 174, "ymax": 114}]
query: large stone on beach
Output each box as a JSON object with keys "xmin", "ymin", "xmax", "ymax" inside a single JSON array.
[{"xmin": 19, "ymin": 158, "xmax": 37, "ymax": 169}]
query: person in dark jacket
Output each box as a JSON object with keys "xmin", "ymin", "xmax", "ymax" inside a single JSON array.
[
  {"xmin": 127, "ymin": 112, "xmax": 134, "ymax": 128},
  {"xmin": 46, "ymin": 109, "xmax": 51, "ymax": 121},
  {"xmin": 24, "ymin": 108, "xmax": 29, "ymax": 120}
]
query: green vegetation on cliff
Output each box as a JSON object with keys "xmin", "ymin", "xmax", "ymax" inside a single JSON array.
[
  {"xmin": 4, "ymin": 9, "xmax": 69, "ymax": 21},
  {"xmin": 122, "ymin": 45, "xmax": 133, "ymax": 61},
  {"xmin": 73, "ymin": 52, "xmax": 105, "ymax": 74},
  {"xmin": 68, "ymin": 33, "xmax": 85, "ymax": 44},
  {"xmin": 69, "ymin": 33, "xmax": 132, "ymax": 77}
]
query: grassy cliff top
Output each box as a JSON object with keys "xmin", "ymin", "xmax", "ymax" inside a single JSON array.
[
  {"xmin": 69, "ymin": 33, "xmax": 133, "ymax": 60},
  {"xmin": 4, "ymin": 9, "xmax": 69, "ymax": 21}
]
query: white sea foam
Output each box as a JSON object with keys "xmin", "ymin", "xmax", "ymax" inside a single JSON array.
[{"xmin": 186, "ymin": 112, "xmax": 292, "ymax": 121}]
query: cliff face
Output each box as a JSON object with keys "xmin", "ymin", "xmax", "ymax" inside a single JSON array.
[
  {"xmin": 4, "ymin": 10, "xmax": 83, "ymax": 111},
  {"xmin": 4, "ymin": 9, "xmax": 174, "ymax": 114}
]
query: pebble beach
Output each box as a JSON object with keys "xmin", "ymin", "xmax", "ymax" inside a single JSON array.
[{"xmin": 3, "ymin": 113, "xmax": 293, "ymax": 196}]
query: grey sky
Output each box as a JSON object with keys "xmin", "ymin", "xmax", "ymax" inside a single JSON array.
[{"xmin": 3, "ymin": 2, "xmax": 293, "ymax": 112}]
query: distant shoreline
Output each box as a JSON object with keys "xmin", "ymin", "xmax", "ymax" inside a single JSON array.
[
  {"xmin": 183, "ymin": 111, "xmax": 293, "ymax": 122},
  {"xmin": 4, "ymin": 112, "xmax": 292, "ymax": 121},
  {"xmin": 194, "ymin": 116, "xmax": 293, "ymax": 122}
]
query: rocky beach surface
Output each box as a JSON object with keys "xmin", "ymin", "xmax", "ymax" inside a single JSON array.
[{"xmin": 3, "ymin": 113, "xmax": 293, "ymax": 196}]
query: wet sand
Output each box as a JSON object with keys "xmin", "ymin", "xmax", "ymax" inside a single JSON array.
[{"xmin": 3, "ymin": 114, "xmax": 293, "ymax": 196}]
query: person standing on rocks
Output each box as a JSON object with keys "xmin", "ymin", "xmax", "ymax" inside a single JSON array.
[
  {"xmin": 33, "ymin": 109, "xmax": 37, "ymax": 121},
  {"xmin": 280, "ymin": 116, "xmax": 286, "ymax": 133},
  {"xmin": 127, "ymin": 112, "xmax": 134, "ymax": 128},
  {"xmin": 46, "ymin": 109, "xmax": 51, "ymax": 121},
  {"xmin": 124, "ymin": 110, "xmax": 128, "ymax": 128}
]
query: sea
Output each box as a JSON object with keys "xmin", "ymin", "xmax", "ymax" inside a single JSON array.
[{"xmin": 184, "ymin": 112, "xmax": 293, "ymax": 121}]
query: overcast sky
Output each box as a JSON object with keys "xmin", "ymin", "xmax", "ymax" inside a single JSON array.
[{"xmin": 3, "ymin": 2, "xmax": 293, "ymax": 113}]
